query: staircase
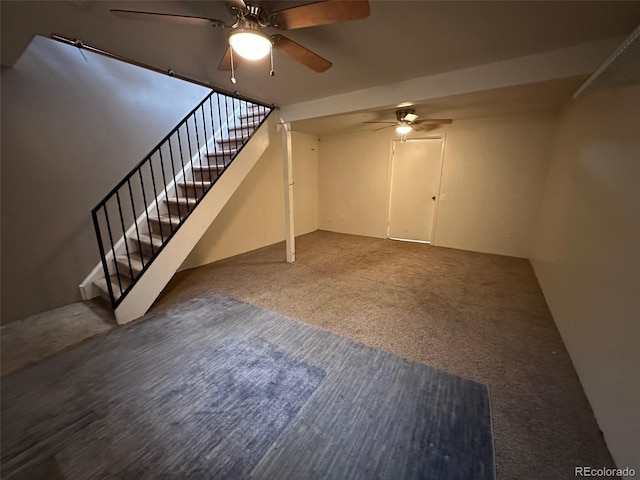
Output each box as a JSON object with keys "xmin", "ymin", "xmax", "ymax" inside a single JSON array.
[{"xmin": 85, "ymin": 93, "xmax": 274, "ymax": 323}]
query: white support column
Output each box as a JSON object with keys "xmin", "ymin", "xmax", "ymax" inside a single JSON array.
[{"xmin": 282, "ymin": 122, "xmax": 295, "ymax": 262}]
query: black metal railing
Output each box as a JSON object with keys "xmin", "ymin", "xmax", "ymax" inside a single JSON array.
[{"xmin": 92, "ymin": 89, "xmax": 274, "ymax": 309}]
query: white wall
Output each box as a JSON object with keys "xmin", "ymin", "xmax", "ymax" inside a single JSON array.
[
  {"xmin": 318, "ymin": 130, "xmax": 392, "ymax": 238},
  {"xmin": 436, "ymin": 112, "xmax": 555, "ymax": 257},
  {"xmin": 0, "ymin": 36, "xmax": 210, "ymax": 323},
  {"xmin": 531, "ymin": 85, "xmax": 640, "ymax": 472},
  {"xmin": 180, "ymin": 131, "xmax": 318, "ymax": 268},
  {"xmin": 318, "ymin": 111, "xmax": 555, "ymax": 257}
]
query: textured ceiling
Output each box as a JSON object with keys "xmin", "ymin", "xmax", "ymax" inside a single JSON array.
[{"xmin": 2, "ymin": 1, "xmax": 639, "ymax": 107}]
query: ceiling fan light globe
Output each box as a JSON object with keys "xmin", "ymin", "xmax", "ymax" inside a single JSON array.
[
  {"xmin": 229, "ymin": 30, "xmax": 271, "ymax": 60},
  {"xmin": 396, "ymin": 125, "xmax": 412, "ymax": 135}
]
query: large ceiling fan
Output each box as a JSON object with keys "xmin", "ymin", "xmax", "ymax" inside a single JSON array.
[
  {"xmin": 111, "ymin": 0, "xmax": 370, "ymax": 82},
  {"xmin": 364, "ymin": 109, "xmax": 453, "ymax": 135}
]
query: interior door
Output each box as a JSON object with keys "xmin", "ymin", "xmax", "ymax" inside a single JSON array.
[{"xmin": 388, "ymin": 138, "xmax": 443, "ymax": 243}]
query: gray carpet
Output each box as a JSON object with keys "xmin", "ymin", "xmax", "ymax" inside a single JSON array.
[{"xmin": 1, "ymin": 293, "xmax": 494, "ymax": 480}]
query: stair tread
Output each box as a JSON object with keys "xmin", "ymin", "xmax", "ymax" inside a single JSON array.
[
  {"xmin": 222, "ymin": 133, "xmax": 251, "ymax": 142},
  {"xmin": 149, "ymin": 213, "xmax": 182, "ymax": 225},
  {"xmin": 192, "ymin": 164, "xmax": 225, "ymax": 171},
  {"xmin": 94, "ymin": 274, "xmax": 132, "ymax": 296},
  {"xmin": 116, "ymin": 251, "xmax": 148, "ymax": 263},
  {"xmin": 239, "ymin": 110, "xmax": 267, "ymax": 120},
  {"xmin": 138, "ymin": 233, "xmax": 164, "ymax": 246},
  {"xmin": 115, "ymin": 253, "xmax": 146, "ymax": 276},
  {"xmin": 178, "ymin": 180, "xmax": 213, "ymax": 187},
  {"xmin": 230, "ymin": 121, "xmax": 262, "ymax": 130},
  {"xmin": 218, "ymin": 134, "xmax": 249, "ymax": 141},
  {"xmin": 165, "ymin": 196, "xmax": 198, "ymax": 205},
  {"xmin": 206, "ymin": 149, "xmax": 237, "ymax": 156}
]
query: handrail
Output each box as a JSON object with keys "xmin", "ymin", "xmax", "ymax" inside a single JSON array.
[{"xmin": 91, "ymin": 86, "xmax": 274, "ymax": 309}]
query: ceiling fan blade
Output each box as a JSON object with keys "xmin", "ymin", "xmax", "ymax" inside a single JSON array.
[
  {"xmin": 411, "ymin": 124, "xmax": 425, "ymax": 131},
  {"xmin": 413, "ymin": 119, "xmax": 454, "ymax": 125},
  {"xmin": 374, "ymin": 125, "xmax": 394, "ymax": 132},
  {"xmin": 274, "ymin": 0, "xmax": 370, "ymax": 30},
  {"xmin": 110, "ymin": 9, "xmax": 228, "ymax": 27},
  {"xmin": 218, "ymin": 46, "xmax": 242, "ymax": 71},
  {"xmin": 272, "ymin": 35, "xmax": 332, "ymax": 72},
  {"xmin": 363, "ymin": 121, "xmax": 397, "ymax": 125}
]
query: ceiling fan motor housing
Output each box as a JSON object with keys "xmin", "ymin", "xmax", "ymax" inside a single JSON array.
[{"xmin": 396, "ymin": 109, "xmax": 417, "ymax": 123}]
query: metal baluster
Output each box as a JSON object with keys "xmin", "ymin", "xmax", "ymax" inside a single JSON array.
[
  {"xmin": 166, "ymin": 139, "xmax": 180, "ymax": 223},
  {"xmin": 158, "ymin": 148, "xmax": 173, "ymax": 234},
  {"xmin": 115, "ymin": 190, "xmax": 135, "ymax": 281},
  {"xmin": 103, "ymin": 203, "xmax": 123, "ymax": 296},
  {"xmin": 93, "ymin": 210, "xmax": 115, "ymax": 307},
  {"xmin": 200, "ymin": 104, "xmax": 212, "ymax": 191},
  {"xmin": 137, "ymin": 166, "xmax": 152, "ymax": 269},
  {"xmin": 127, "ymin": 178, "xmax": 143, "ymax": 278},
  {"xmin": 209, "ymin": 95, "xmax": 219, "ymax": 177},
  {"xmin": 234, "ymin": 97, "xmax": 241, "ymax": 153},
  {"xmin": 177, "ymin": 128, "xmax": 193, "ymax": 202},
  {"xmin": 216, "ymin": 93, "xmax": 224, "ymax": 173},
  {"xmin": 185, "ymin": 118, "xmax": 196, "ymax": 211},
  {"xmin": 224, "ymin": 96, "xmax": 233, "ymax": 164},
  {"xmin": 169, "ymin": 136, "xmax": 182, "ymax": 224},
  {"xmin": 147, "ymin": 155, "xmax": 163, "ymax": 247},
  {"xmin": 192, "ymin": 111, "xmax": 205, "ymax": 195}
]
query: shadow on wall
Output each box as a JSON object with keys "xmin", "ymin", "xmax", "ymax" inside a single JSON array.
[{"xmin": 0, "ymin": 35, "xmax": 211, "ymax": 324}]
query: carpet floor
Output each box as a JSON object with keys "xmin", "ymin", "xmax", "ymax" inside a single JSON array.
[
  {"xmin": 151, "ymin": 230, "xmax": 617, "ymax": 480},
  {"xmin": 1, "ymin": 293, "xmax": 494, "ymax": 480}
]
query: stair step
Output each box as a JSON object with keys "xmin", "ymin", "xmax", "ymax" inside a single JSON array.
[
  {"xmin": 115, "ymin": 252, "xmax": 148, "ymax": 279},
  {"xmin": 228, "ymin": 121, "xmax": 261, "ymax": 134},
  {"xmin": 149, "ymin": 214, "xmax": 182, "ymax": 237},
  {"xmin": 192, "ymin": 164, "xmax": 226, "ymax": 172},
  {"xmin": 222, "ymin": 133, "xmax": 251, "ymax": 143},
  {"xmin": 137, "ymin": 233, "xmax": 165, "ymax": 257},
  {"xmin": 178, "ymin": 179, "xmax": 213, "ymax": 185},
  {"xmin": 165, "ymin": 197, "xmax": 199, "ymax": 206},
  {"xmin": 177, "ymin": 180, "xmax": 212, "ymax": 198},
  {"xmin": 238, "ymin": 106, "xmax": 268, "ymax": 120},
  {"xmin": 206, "ymin": 150, "xmax": 236, "ymax": 164},
  {"xmin": 164, "ymin": 196, "xmax": 198, "ymax": 217},
  {"xmin": 216, "ymin": 136, "xmax": 249, "ymax": 149},
  {"xmin": 193, "ymin": 163, "xmax": 226, "ymax": 182},
  {"xmin": 94, "ymin": 274, "xmax": 132, "ymax": 301}
]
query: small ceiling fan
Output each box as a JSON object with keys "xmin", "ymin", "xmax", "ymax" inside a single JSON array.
[
  {"xmin": 111, "ymin": 0, "xmax": 370, "ymax": 82},
  {"xmin": 364, "ymin": 109, "xmax": 453, "ymax": 134}
]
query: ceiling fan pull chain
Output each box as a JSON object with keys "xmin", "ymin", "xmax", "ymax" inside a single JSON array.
[
  {"xmin": 230, "ymin": 48, "xmax": 237, "ymax": 84},
  {"xmin": 269, "ymin": 43, "xmax": 275, "ymax": 76}
]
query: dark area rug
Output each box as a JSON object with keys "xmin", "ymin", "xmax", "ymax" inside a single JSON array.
[{"xmin": 1, "ymin": 293, "xmax": 494, "ymax": 479}]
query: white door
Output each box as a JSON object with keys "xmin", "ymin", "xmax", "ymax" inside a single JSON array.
[{"xmin": 388, "ymin": 138, "xmax": 443, "ymax": 243}]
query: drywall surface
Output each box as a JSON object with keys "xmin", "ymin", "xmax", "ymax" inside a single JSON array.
[
  {"xmin": 318, "ymin": 111, "xmax": 555, "ymax": 257},
  {"xmin": 531, "ymin": 85, "xmax": 640, "ymax": 472},
  {"xmin": 0, "ymin": 36, "xmax": 210, "ymax": 323},
  {"xmin": 435, "ymin": 111, "xmax": 555, "ymax": 257},
  {"xmin": 180, "ymin": 131, "xmax": 319, "ymax": 269},
  {"xmin": 318, "ymin": 130, "xmax": 392, "ymax": 238},
  {"xmin": 281, "ymin": 38, "xmax": 619, "ymax": 122}
]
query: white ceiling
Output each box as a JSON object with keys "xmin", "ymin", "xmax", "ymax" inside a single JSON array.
[
  {"xmin": 2, "ymin": 1, "xmax": 639, "ymax": 108},
  {"xmin": 291, "ymin": 76, "xmax": 586, "ymax": 136}
]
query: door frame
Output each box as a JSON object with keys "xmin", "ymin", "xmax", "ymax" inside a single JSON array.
[{"xmin": 385, "ymin": 135, "xmax": 446, "ymax": 244}]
